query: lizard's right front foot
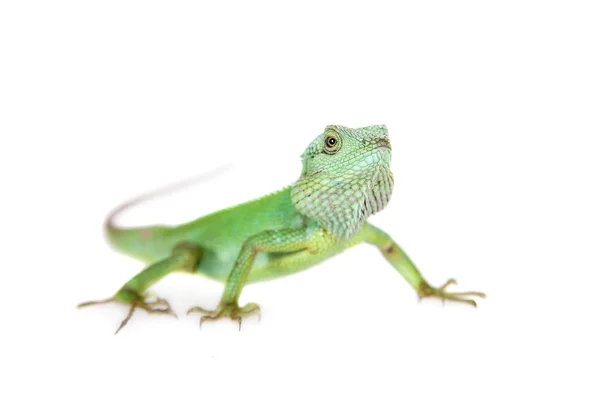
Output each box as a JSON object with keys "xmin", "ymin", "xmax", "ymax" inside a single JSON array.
[
  {"xmin": 77, "ymin": 288, "xmax": 177, "ymax": 334},
  {"xmin": 187, "ymin": 302, "xmax": 261, "ymax": 331}
]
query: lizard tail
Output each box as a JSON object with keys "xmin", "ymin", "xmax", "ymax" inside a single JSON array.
[{"xmin": 104, "ymin": 165, "xmax": 231, "ymax": 257}]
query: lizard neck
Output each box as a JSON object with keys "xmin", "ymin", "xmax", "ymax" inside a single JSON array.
[{"xmin": 291, "ymin": 166, "xmax": 394, "ymax": 238}]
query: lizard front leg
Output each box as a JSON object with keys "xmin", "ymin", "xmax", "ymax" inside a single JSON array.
[
  {"xmin": 188, "ymin": 226, "xmax": 330, "ymax": 330},
  {"xmin": 362, "ymin": 223, "xmax": 485, "ymax": 306}
]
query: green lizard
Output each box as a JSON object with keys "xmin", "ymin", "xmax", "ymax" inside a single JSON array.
[{"xmin": 79, "ymin": 125, "xmax": 485, "ymax": 333}]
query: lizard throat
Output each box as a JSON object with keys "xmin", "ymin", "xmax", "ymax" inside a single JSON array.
[{"xmin": 291, "ymin": 166, "xmax": 394, "ymax": 238}]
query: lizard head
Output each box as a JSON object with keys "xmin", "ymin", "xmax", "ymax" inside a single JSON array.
[{"xmin": 291, "ymin": 125, "xmax": 394, "ymax": 238}]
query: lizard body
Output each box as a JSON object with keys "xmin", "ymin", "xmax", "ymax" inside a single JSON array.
[
  {"xmin": 80, "ymin": 125, "xmax": 485, "ymax": 333},
  {"xmin": 107, "ymin": 187, "xmax": 349, "ymax": 283}
]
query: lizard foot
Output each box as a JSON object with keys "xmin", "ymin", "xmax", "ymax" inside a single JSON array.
[
  {"xmin": 187, "ymin": 302, "xmax": 261, "ymax": 331},
  {"xmin": 77, "ymin": 288, "xmax": 177, "ymax": 334},
  {"xmin": 417, "ymin": 279, "xmax": 486, "ymax": 307}
]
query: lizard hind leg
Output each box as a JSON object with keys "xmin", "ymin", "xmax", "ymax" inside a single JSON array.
[
  {"xmin": 78, "ymin": 289, "xmax": 178, "ymax": 335},
  {"xmin": 78, "ymin": 243, "xmax": 202, "ymax": 334}
]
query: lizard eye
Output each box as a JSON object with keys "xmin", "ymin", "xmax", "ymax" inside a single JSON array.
[{"xmin": 324, "ymin": 134, "xmax": 340, "ymax": 154}]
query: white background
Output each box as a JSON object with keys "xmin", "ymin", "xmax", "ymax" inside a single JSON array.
[{"xmin": 1, "ymin": 1, "xmax": 599, "ymax": 399}]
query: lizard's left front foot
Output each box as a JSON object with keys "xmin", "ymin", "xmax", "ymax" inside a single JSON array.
[
  {"xmin": 418, "ymin": 279, "xmax": 486, "ymax": 307},
  {"xmin": 187, "ymin": 302, "xmax": 261, "ymax": 331}
]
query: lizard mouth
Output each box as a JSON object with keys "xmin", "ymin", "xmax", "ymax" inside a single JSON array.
[{"xmin": 377, "ymin": 145, "xmax": 391, "ymax": 155}]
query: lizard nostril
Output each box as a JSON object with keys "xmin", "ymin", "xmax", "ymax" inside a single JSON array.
[{"xmin": 376, "ymin": 138, "xmax": 391, "ymax": 149}]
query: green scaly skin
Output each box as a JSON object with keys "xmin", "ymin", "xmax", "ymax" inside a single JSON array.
[{"xmin": 78, "ymin": 125, "xmax": 485, "ymax": 333}]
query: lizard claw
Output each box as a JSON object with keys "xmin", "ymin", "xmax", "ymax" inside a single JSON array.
[
  {"xmin": 77, "ymin": 292, "xmax": 178, "ymax": 334},
  {"xmin": 439, "ymin": 278, "xmax": 457, "ymax": 291},
  {"xmin": 142, "ymin": 297, "xmax": 178, "ymax": 319},
  {"xmin": 187, "ymin": 302, "xmax": 261, "ymax": 331},
  {"xmin": 417, "ymin": 278, "xmax": 486, "ymax": 307},
  {"xmin": 187, "ymin": 306, "xmax": 210, "ymax": 315}
]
